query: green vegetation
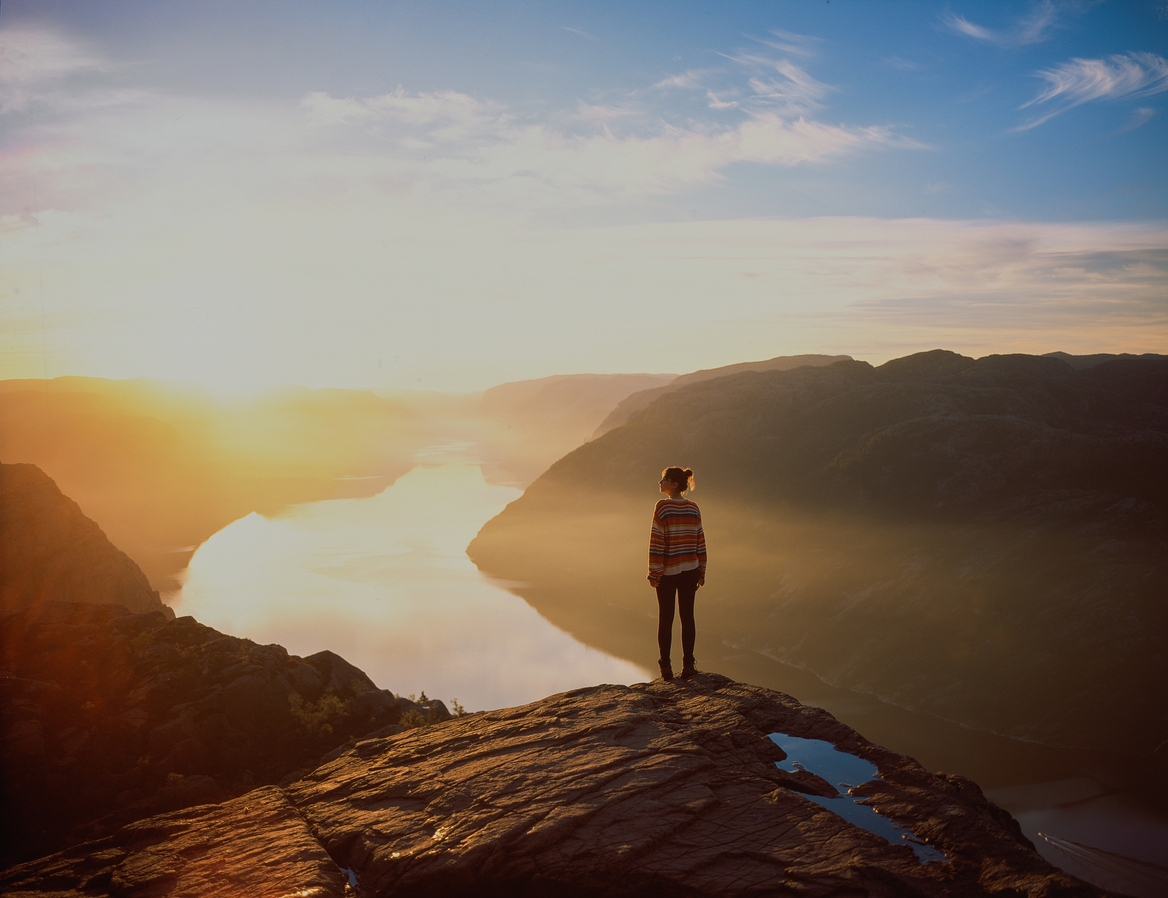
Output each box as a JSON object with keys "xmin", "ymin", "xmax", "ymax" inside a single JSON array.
[{"xmin": 288, "ymin": 692, "xmax": 353, "ymax": 738}]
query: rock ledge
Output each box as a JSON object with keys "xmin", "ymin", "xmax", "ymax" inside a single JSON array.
[{"xmin": 1, "ymin": 673, "xmax": 1113, "ymax": 897}]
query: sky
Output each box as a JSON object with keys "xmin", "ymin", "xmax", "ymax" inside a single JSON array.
[{"xmin": 2, "ymin": 0, "xmax": 1166, "ymax": 393}]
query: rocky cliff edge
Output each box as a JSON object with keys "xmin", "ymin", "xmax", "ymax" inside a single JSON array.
[{"xmin": 1, "ymin": 672, "xmax": 1113, "ymax": 897}]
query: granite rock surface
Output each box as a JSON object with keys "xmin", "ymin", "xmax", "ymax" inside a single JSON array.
[{"xmin": 1, "ymin": 674, "xmax": 1115, "ymax": 897}]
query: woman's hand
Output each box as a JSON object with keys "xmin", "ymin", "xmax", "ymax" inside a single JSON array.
[
  {"xmin": 647, "ymin": 573, "xmax": 660, "ymax": 587},
  {"xmin": 697, "ymin": 575, "xmax": 705, "ymax": 588}
]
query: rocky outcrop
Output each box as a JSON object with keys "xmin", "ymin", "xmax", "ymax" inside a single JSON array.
[
  {"xmin": 0, "ymin": 674, "xmax": 1113, "ymax": 896},
  {"xmin": 471, "ymin": 352, "xmax": 1168, "ymax": 752},
  {"xmin": 0, "ymin": 463, "xmax": 169, "ymax": 616},
  {"xmin": 0, "ymin": 602, "xmax": 446, "ymax": 866}
]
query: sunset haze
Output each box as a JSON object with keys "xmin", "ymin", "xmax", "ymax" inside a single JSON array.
[{"xmin": 2, "ymin": 0, "xmax": 1165, "ymax": 391}]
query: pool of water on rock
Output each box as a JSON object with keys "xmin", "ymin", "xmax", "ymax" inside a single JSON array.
[{"xmin": 768, "ymin": 733, "xmax": 947, "ymax": 864}]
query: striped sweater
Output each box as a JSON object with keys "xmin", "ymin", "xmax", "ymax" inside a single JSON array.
[{"xmin": 648, "ymin": 498, "xmax": 707, "ymax": 577}]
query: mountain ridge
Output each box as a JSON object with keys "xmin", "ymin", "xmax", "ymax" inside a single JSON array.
[{"xmin": 470, "ymin": 350, "xmax": 1168, "ymax": 753}]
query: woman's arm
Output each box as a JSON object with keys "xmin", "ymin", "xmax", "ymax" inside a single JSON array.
[{"xmin": 648, "ymin": 504, "xmax": 666, "ymax": 586}]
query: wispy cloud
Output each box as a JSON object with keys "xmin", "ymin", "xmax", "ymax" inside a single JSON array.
[
  {"xmin": 1121, "ymin": 106, "xmax": 1156, "ymax": 132},
  {"xmin": 752, "ymin": 29, "xmax": 820, "ymax": 59},
  {"xmin": 653, "ymin": 68, "xmax": 713, "ymax": 91},
  {"xmin": 941, "ymin": 1, "xmax": 1058, "ymax": 48},
  {"xmin": 2, "ymin": 26, "xmax": 919, "ymax": 225},
  {"xmin": 654, "ymin": 29, "xmax": 829, "ymax": 116},
  {"xmin": 561, "ymin": 26, "xmax": 596, "ymax": 40},
  {"xmin": 1015, "ymin": 52, "xmax": 1168, "ymax": 130},
  {"xmin": 0, "ymin": 26, "xmax": 108, "ymax": 113},
  {"xmin": 300, "ymin": 90, "xmax": 915, "ymax": 202},
  {"xmin": 720, "ymin": 51, "xmax": 833, "ymax": 117},
  {"xmin": 705, "ymin": 90, "xmax": 738, "ymax": 110}
]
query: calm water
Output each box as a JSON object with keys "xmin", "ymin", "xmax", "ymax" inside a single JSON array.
[
  {"xmin": 175, "ymin": 445, "xmax": 648, "ymax": 711},
  {"xmin": 768, "ymin": 732, "xmax": 946, "ymax": 864},
  {"xmin": 174, "ymin": 446, "xmax": 1168, "ymax": 891}
]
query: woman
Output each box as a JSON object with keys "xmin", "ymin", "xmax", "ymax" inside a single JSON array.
[{"xmin": 647, "ymin": 466, "xmax": 706, "ymax": 680}]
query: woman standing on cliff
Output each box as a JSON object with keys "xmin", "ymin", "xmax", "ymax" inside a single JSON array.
[{"xmin": 648, "ymin": 466, "xmax": 706, "ymax": 681}]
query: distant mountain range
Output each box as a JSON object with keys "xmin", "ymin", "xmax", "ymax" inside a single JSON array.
[{"xmin": 470, "ymin": 350, "xmax": 1168, "ymax": 753}]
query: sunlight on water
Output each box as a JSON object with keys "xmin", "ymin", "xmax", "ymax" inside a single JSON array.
[{"xmin": 175, "ymin": 451, "xmax": 650, "ymax": 710}]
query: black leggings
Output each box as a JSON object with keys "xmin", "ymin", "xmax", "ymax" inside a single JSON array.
[{"xmin": 655, "ymin": 568, "xmax": 699, "ymax": 663}]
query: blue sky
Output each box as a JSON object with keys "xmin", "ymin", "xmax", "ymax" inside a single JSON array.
[{"xmin": 2, "ymin": 1, "xmax": 1166, "ymax": 391}]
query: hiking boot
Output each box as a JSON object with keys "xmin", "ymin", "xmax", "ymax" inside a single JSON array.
[
  {"xmin": 658, "ymin": 659, "xmax": 674, "ymax": 681},
  {"xmin": 680, "ymin": 658, "xmax": 697, "ymax": 679}
]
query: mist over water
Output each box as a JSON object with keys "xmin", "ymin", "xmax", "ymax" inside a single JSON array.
[{"xmin": 174, "ymin": 445, "xmax": 649, "ymax": 711}]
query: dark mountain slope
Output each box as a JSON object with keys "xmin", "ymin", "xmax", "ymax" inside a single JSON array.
[
  {"xmin": 470, "ymin": 352, "xmax": 1168, "ymax": 752},
  {"xmin": 0, "ymin": 463, "xmax": 169, "ymax": 617}
]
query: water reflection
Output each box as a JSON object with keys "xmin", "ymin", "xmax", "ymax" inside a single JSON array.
[
  {"xmin": 175, "ymin": 451, "xmax": 649, "ymax": 710},
  {"xmin": 768, "ymin": 733, "xmax": 947, "ymax": 864}
]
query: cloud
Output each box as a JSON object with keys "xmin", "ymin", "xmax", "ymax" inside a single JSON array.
[
  {"xmin": 941, "ymin": 1, "xmax": 1058, "ymax": 48},
  {"xmin": 723, "ymin": 52, "xmax": 832, "ymax": 117},
  {"xmin": 565, "ymin": 102, "xmax": 643, "ymax": 125},
  {"xmin": 654, "ymin": 29, "xmax": 827, "ymax": 117},
  {"xmin": 301, "ymin": 88, "xmax": 508, "ymax": 135},
  {"xmin": 653, "ymin": 69, "xmax": 713, "ymax": 90},
  {"xmin": 705, "ymin": 90, "xmax": 739, "ymax": 110},
  {"xmin": 295, "ymin": 91, "xmax": 916, "ymax": 204},
  {"xmin": 561, "ymin": 26, "xmax": 596, "ymax": 40},
  {"xmin": 752, "ymin": 29, "xmax": 821, "ymax": 59},
  {"xmin": 0, "ymin": 26, "xmax": 108, "ymax": 113},
  {"xmin": 1016, "ymin": 52, "xmax": 1168, "ymax": 130},
  {"xmin": 290, "ymin": 79, "xmax": 924, "ymax": 206},
  {"xmin": 1, "ymin": 24, "xmax": 921, "ymax": 226},
  {"xmin": 1121, "ymin": 106, "xmax": 1156, "ymax": 132}
]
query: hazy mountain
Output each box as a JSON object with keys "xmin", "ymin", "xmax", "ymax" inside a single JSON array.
[
  {"xmin": 470, "ymin": 351, "xmax": 1168, "ymax": 753},
  {"xmin": 593, "ymin": 353, "xmax": 851, "ymax": 437},
  {"xmin": 1043, "ymin": 351, "xmax": 1167, "ymax": 370},
  {"xmin": 0, "ymin": 463, "xmax": 169, "ymax": 617},
  {"xmin": 477, "ymin": 372, "xmax": 675, "ymax": 487}
]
